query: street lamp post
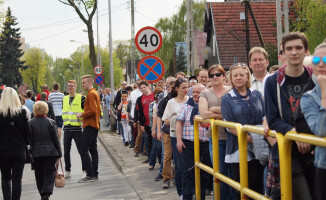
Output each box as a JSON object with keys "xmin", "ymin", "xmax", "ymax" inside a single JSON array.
[{"xmin": 70, "ymin": 40, "xmax": 84, "ymax": 77}]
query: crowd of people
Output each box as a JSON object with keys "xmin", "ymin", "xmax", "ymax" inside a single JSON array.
[{"xmin": 0, "ymin": 32, "xmax": 326, "ymax": 200}]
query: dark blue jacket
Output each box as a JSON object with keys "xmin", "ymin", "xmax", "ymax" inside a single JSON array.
[{"xmin": 264, "ymin": 65, "xmax": 314, "ymax": 166}]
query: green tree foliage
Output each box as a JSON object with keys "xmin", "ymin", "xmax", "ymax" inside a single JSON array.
[
  {"xmin": 154, "ymin": 0, "xmax": 205, "ymax": 76},
  {"xmin": 176, "ymin": 45, "xmax": 187, "ymax": 72},
  {"xmin": 292, "ymin": 0, "xmax": 326, "ymax": 53},
  {"xmin": 20, "ymin": 48, "xmax": 48, "ymax": 93},
  {"xmin": 0, "ymin": 7, "xmax": 25, "ymax": 87}
]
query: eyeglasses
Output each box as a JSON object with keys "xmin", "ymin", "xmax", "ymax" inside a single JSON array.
[
  {"xmin": 189, "ymin": 80, "xmax": 197, "ymax": 83},
  {"xmin": 209, "ymin": 73, "xmax": 222, "ymax": 78},
  {"xmin": 312, "ymin": 56, "xmax": 326, "ymax": 65},
  {"xmin": 178, "ymin": 78, "xmax": 187, "ymax": 83},
  {"xmin": 67, "ymin": 85, "xmax": 75, "ymax": 88}
]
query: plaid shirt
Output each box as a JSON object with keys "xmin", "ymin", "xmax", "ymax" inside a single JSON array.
[{"xmin": 176, "ymin": 103, "xmax": 209, "ymax": 142}]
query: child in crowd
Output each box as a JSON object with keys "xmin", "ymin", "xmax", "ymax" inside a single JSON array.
[{"xmin": 118, "ymin": 90, "xmax": 131, "ymax": 146}]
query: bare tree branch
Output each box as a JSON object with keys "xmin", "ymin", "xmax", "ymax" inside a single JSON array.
[
  {"xmin": 58, "ymin": 0, "xmax": 71, "ymax": 6},
  {"xmin": 81, "ymin": 0, "xmax": 90, "ymax": 17},
  {"xmin": 67, "ymin": 0, "xmax": 88, "ymax": 24}
]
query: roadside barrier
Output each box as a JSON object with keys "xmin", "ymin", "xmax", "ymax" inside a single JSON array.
[{"xmin": 193, "ymin": 116, "xmax": 326, "ymax": 200}]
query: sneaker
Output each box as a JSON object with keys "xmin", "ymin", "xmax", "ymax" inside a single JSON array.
[
  {"xmin": 78, "ymin": 176, "xmax": 95, "ymax": 183},
  {"xmin": 154, "ymin": 174, "xmax": 163, "ymax": 181},
  {"xmin": 124, "ymin": 142, "xmax": 129, "ymax": 146},
  {"xmin": 81, "ymin": 171, "xmax": 86, "ymax": 178},
  {"xmin": 162, "ymin": 180, "xmax": 170, "ymax": 189},
  {"xmin": 134, "ymin": 152, "xmax": 139, "ymax": 157},
  {"xmin": 143, "ymin": 159, "xmax": 150, "ymax": 163},
  {"xmin": 65, "ymin": 171, "xmax": 71, "ymax": 179},
  {"xmin": 205, "ymin": 189, "xmax": 212, "ymax": 196},
  {"xmin": 129, "ymin": 144, "xmax": 135, "ymax": 148}
]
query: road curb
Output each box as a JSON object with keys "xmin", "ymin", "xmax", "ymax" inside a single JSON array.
[{"xmin": 98, "ymin": 132, "xmax": 147, "ymax": 200}]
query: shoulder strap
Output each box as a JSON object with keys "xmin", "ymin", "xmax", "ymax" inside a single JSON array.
[{"xmin": 277, "ymin": 82, "xmax": 283, "ymax": 120}]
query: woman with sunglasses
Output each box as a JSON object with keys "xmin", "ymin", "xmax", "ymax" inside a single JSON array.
[
  {"xmin": 162, "ymin": 78, "xmax": 188, "ymax": 196},
  {"xmin": 199, "ymin": 64, "xmax": 232, "ymax": 200},
  {"xmin": 221, "ymin": 63, "xmax": 265, "ymax": 200},
  {"xmin": 300, "ymin": 43, "xmax": 326, "ymax": 200}
]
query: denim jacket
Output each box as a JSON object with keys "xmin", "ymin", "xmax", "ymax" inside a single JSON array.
[{"xmin": 301, "ymin": 83, "xmax": 326, "ymax": 169}]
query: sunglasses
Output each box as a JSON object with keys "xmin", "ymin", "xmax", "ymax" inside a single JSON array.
[
  {"xmin": 189, "ymin": 80, "xmax": 197, "ymax": 83},
  {"xmin": 121, "ymin": 84, "xmax": 127, "ymax": 86},
  {"xmin": 209, "ymin": 73, "xmax": 222, "ymax": 78},
  {"xmin": 312, "ymin": 56, "xmax": 326, "ymax": 65},
  {"xmin": 178, "ymin": 78, "xmax": 187, "ymax": 82}
]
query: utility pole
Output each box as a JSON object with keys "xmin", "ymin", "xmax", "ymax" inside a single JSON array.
[
  {"xmin": 244, "ymin": 0, "xmax": 250, "ymax": 63},
  {"xmin": 108, "ymin": 0, "xmax": 115, "ymax": 131},
  {"xmin": 186, "ymin": 0, "xmax": 191, "ymax": 76},
  {"xmin": 190, "ymin": 0, "xmax": 195, "ymax": 74},
  {"xmin": 276, "ymin": 0, "xmax": 289, "ymax": 65},
  {"xmin": 131, "ymin": 0, "xmax": 136, "ymax": 83}
]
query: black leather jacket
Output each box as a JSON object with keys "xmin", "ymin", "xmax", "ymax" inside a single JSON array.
[{"xmin": 29, "ymin": 116, "xmax": 62, "ymax": 158}]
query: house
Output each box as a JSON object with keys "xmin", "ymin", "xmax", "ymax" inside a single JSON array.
[{"xmin": 204, "ymin": 1, "xmax": 280, "ymax": 69}]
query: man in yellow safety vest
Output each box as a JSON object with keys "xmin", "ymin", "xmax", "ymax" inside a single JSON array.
[{"xmin": 62, "ymin": 80, "xmax": 85, "ymax": 179}]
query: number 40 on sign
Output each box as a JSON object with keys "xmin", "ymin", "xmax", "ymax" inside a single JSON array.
[{"xmin": 135, "ymin": 26, "xmax": 163, "ymax": 55}]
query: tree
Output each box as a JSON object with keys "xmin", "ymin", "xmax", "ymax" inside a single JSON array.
[
  {"xmin": 20, "ymin": 48, "xmax": 48, "ymax": 93},
  {"xmin": 59, "ymin": 0, "xmax": 98, "ymax": 67},
  {"xmin": 0, "ymin": 7, "xmax": 25, "ymax": 87},
  {"xmin": 292, "ymin": 0, "xmax": 326, "ymax": 52},
  {"xmin": 154, "ymin": 0, "xmax": 205, "ymax": 76},
  {"xmin": 176, "ymin": 45, "xmax": 186, "ymax": 72}
]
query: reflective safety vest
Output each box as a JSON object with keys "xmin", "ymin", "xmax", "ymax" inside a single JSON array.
[{"xmin": 62, "ymin": 94, "xmax": 84, "ymax": 126}]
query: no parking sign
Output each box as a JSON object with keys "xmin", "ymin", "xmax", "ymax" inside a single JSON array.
[{"xmin": 137, "ymin": 56, "xmax": 165, "ymax": 83}]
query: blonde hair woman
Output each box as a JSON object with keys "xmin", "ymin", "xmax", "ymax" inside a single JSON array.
[
  {"xmin": 0, "ymin": 87, "xmax": 30, "ymax": 200},
  {"xmin": 29, "ymin": 101, "xmax": 62, "ymax": 200}
]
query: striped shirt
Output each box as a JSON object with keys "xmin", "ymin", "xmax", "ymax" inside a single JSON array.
[
  {"xmin": 48, "ymin": 92, "xmax": 64, "ymax": 116},
  {"xmin": 176, "ymin": 103, "xmax": 209, "ymax": 142}
]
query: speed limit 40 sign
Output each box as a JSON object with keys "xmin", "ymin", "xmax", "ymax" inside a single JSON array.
[
  {"xmin": 135, "ymin": 26, "xmax": 163, "ymax": 54},
  {"xmin": 93, "ymin": 65, "xmax": 103, "ymax": 75}
]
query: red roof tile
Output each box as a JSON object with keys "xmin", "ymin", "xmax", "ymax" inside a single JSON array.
[{"xmin": 208, "ymin": 1, "xmax": 278, "ymax": 69}]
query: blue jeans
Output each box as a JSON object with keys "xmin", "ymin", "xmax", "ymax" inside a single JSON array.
[
  {"xmin": 118, "ymin": 121, "xmax": 125, "ymax": 143},
  {"xmin": 142, "ymin": 125, "xmax": 152, "ymax": 159},
  {"xmin": 158, "ymin": 139, "xmax": 164, "ymax": 175},
  {"xmin": 181, "ymin": 139, "xmax": 211, "ymax": 200},
  {"xmin": 171, "ymin": 137, "xmax": 182, "ymax": 196},
  {"xmin": 149, "ymin": 138, "xmax": 162, "ymax": 167},
  {"xmin": 209, "ymin": 138, "xmax": 234, "ymax": 200}
]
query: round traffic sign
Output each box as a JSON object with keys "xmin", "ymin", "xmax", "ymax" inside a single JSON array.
[
  {"xmin": 94, "ymin": 75, "xmax": 104, "ymax": 85},
  {"xmin": 93, "ymin": 65, "xmax": 103, "ymax": 75},
  {"xmin": 137, "ymin": 56, "xmax": 165, "ymax": 83},
  {"xmin": 135, "ymin": 26, "xmax": 163, "ymax": 54}
]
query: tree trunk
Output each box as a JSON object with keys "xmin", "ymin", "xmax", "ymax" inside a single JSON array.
[{"xmin": 87, "ymin": 24, "xmax": 97, "ymax": 68}]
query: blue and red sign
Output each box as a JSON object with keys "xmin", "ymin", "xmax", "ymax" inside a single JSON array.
[
  {"xmin": 137, "ymin": 56, "xmax": 165, "ymax": 83},
  {"xmin": 94, "ymin": 75, "xmax": 104, "ymax": 85}
]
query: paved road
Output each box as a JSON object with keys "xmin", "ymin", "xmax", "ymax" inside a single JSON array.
[{"xmin": 19, "ymin": 132, "xmax": 139, "ymax": 200}]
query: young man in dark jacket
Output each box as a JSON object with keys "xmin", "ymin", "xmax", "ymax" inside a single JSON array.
[{"xmin": 264, "ymin": 32, "xmax": 315, "ymax": 200}]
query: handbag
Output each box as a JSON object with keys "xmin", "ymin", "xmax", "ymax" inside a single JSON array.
[
  {"xmin": 55, "ymin": 158, "xmax": 65, "ymax": 188},
  {"xmin": 161, "ymin": 124, "xmax": 170, "ymax": 134},
  {"xmin": 10, "ymin": 121, "xmax": 34, "ymax": 164}
]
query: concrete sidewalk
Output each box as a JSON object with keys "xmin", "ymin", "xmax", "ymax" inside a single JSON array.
[{"xmin": 98, "ymin": 129, "xmax": 180, "ymax": 200}]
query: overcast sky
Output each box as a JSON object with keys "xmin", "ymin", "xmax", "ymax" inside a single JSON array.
[{"xmin": 3, "ymin": 0, "xmax": 187, "ymax": 59}]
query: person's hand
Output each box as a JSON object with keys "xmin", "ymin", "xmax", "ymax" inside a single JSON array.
[
  {"xmin": 76, "ymin": 113, "xmax": 82, "ymax": 118},
  {"xmin": 164, "ymin": 119, "xmax": 170, "ymax": 125},
  {"xmin": 295, "ymin": 141, "xmax": 311, "ymax": 154},
  {"xmin": 133, "ymin": 123, "xmax": 137, "ymax": 128},
  {"xmin": 152, "ymin": 129, "xmax": 157, "ymax": 139},
  {"xmin": 141, "ymin": 126, "xmax": 145, "ymax": 133},
  {"xmin": 157, "ymin": 132, "xmax": 162, "ymax": 141},
  {"xmin": 177, "ymin": 139, "xmax": 186, "ymax": 153}
]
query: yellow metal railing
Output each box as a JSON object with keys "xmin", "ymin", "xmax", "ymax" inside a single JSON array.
[{"xmin": 194, "ymin": 116, "xmax": 326, "ymax": 200}]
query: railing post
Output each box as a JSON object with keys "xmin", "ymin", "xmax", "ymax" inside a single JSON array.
[
  {"xmin": 211, "ymin": 119, "xmax": 220, "ymax": 200},
  {"xmin": 194, "ymin": 118, "xmax": 201, "ymax": 200},
  {"xmin": 238, "ymin": 125, "xmax": 249, "ymax": 200},
  {"xmin": 276, "ymin": 133, "xmax": 292, "ymax": 200}
]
